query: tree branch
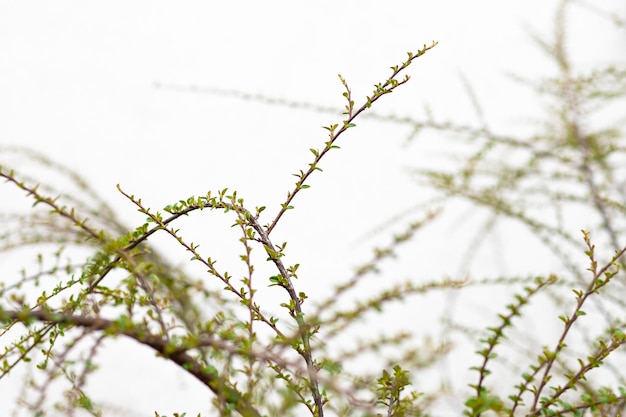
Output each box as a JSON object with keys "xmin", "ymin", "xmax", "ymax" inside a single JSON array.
[{"xmin": 0, "ymin": 309, "xmax": 262, "ymax": 417}]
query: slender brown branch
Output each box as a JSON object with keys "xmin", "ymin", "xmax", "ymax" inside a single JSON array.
[
  {"xmin": 0, "ymin": 309, "xmax": 262, "ymax": 417},
  {"xmin": 266, "ymin": 42, "xmax": 438, "ymax": 236}
]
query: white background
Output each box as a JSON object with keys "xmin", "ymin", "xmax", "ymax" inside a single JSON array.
[{"xmin": 1, "ymin": 1, "xmax": 625, "ymax": 416}]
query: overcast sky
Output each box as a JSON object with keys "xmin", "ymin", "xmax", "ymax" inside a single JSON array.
[{"xmin": 1, "ymin": 1, "xmax": 625, "ymax": 416}]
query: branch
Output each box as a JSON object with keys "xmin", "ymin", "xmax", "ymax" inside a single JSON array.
[
  {"xmin": 0, "ymin": 308, "xmax": 262, "ymax": 417},
  {"xmin": 267, "ymin": 41, "xmax": 438, "ymax": 235}
]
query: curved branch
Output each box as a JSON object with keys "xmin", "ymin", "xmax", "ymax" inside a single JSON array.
[{"xmin": 0, "ymin": 309, "xmax": 262, "ymax": 417}]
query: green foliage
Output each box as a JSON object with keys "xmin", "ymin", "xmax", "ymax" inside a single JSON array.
[
  {"xmin": 1, "ymin": 43, "xmax": 443, "ymax": 417},
  {"xmin": 1, "ymin": 2, "xmax": 626, "ymax": 417},
  {"xmin": 374, "ymin": 365, "xmax": 424, "ymax": 417}
]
